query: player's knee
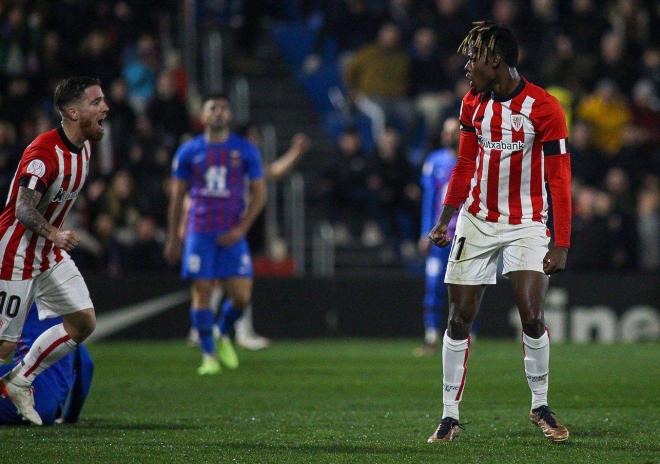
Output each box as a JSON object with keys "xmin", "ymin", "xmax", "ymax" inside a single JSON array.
[
  {"xmin": 192, "ymin": 281, "xmax": 213, "ymax": 307},
  {"xmin": 448, "ymin": 312, "xmax": 472, "ymax": 339},
  {"xmin": 65, "ymin": 310, "xmax": 96, "ymax": 343},
  {"xmin": 522, "ymin": 318, "xmax": 545, "ymax": 338},
  {"xmin": 0, "ymin": 341, "xmax": 17, "ymax": 361}
]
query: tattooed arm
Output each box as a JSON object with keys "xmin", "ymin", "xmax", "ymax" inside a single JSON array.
[{"xmin": 15, "ymin": 186, "xmax": 80, "ymax": 251}]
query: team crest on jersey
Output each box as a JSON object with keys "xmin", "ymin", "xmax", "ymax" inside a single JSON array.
[
  {"xmin": 511, "ymin": 114, "xmax": 524, "ymax": 131},
  {"xmin": 230, "ymin": 150, "xmax": 242, "ymax": 167}
]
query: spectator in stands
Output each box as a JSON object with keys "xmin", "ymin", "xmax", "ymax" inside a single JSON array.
[
  {"xmin": 124, "ymin": 216, "xmax": 166, "ymax": 271},
  {"xmin": 305, "ymin": 0, "xmax": 383, "ymax": 74},
  {"xmin": 366, "ymin": 126, "xmax": 419, "ymax": 260},
  {"xmin": 382, "ymin": 0, "xmax": 416, "ymax": 42},
  {"xmin": 603, "ymin": 167, "xmax": 637, "ymax": 268},
  {"xmin": 97, "ymin": 170, "xmax": 140, "ymax": 231},
  {"xmin": 637, "ymin": 176, "xmax": 660, "ymax": 271},
  {"xmin": 631, "ymin": 79, "xmax": 660, "ymax": 148},
  {"xmin": 577, "ymin": 79, "xmax": 631, "ymax": 156},
  {"xmin": 595, "ymin": 32, "xmax": 637, "ymax": 91},
  {"xmin": 0, "ymin": 78, "xmax": 33, "ymax": 133},
  {"xmin": 79, "ymin": 29, "xmax": 120, "ymax": 85},
  {"xmin": 570, "ymin": 186, "xmax": 615, "ymax": 270},
  {"xmin": 318, "ymin": 127, "xmax": 373, "ymax": 245},
  {"xmin": 344, "ymin": 22, "xmax": 413, "ymax": 142},
  {"xmin": 410, "ymin": 27, "xmax": 451, "ymax": 135},
  {"xmin": 122, "ymin": 34, "xmax": 159, "ymax": 112},
  {"xmin": 146, "ymin": 71, "xmax": 190, "ymax": 148},
  {"xmin": 92, "ymin": 213, "xmax": 123, "ymax": 276},
  {"xmin": 39, "ymin": 31, "xmax": 69, "ymax": 86},
  {"xmin": 570, "ymin": 120, "xmax": 605, "ymax": 187},
  {"xmin": 107, "ymin": 78, "xmax": 137, "ymax": 165}
]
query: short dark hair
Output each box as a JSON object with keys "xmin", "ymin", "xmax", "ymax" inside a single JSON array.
[
  {"xmin": 458, "ymin": 21, "xmax": 519, "ymax": 67},
  {"xmin": 202, "ymin": 92, "xmax": 231, "ymax": 105},
  {"xmin": 54, "ymin": 76, "xmax": 101, "ymax": 111}
]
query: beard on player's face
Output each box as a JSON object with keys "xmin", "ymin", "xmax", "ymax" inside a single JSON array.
[{"xmin": 80, "ymin": 114, "xmax": 104, "ymax": 142}]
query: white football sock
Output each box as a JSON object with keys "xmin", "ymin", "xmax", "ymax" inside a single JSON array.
[
  {"xmin": 9, "ymin": 323, "xmax": 77, "ymax": 386},
  {"xmin": 442, "ymin": 331, "xmax": 471, "ymax": 420},
  {"xmin": 235, "ymin": 304, "xmax": 254, "ymax": 338},
  {"xmin": 522, "ymin": 330, "xmax": 550, "ymax": 410},
  {"xmin": 425, "ymin": 328, "xmax": 439, "ymax": 345}
]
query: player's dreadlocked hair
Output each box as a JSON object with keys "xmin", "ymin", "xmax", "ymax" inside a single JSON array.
[{"xmin": 457, "ymin": 21, "xmax": 519, "ymax": 67}]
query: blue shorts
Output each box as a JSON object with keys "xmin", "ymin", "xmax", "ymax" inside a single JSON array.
[
  {"xmin": 424, "ymin": 245, "xmax": 451, "ymax": 311},
  {"xmin": 181, "ymin": 233, "xmax": 253, "ymax": 280}
]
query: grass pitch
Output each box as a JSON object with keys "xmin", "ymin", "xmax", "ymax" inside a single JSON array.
[{"xmin": 1, "ymin": 339, "xmax": 658, "ymax": 463}]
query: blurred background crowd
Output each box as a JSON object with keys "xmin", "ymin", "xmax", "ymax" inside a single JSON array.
[{"xmin": 0, "ymin": 0, "xmax": 658, "ymax": 274}]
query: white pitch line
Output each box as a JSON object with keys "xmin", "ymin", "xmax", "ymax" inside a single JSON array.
[{"xmin": 89, "ymin": 289, "xmax": 190, "ymax": 342}]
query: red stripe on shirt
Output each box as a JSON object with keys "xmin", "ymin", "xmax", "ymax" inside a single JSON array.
[
  {"xmin": 467, "ymin": 102, "xmax": 488, "ymax": 215},
  {"xmin": 0, "ymin": 223, "xmax": 26, "ymax": 279},
  {"xmin": 21, "ymin": 233, "xmax": 40, "ymax": 279}
]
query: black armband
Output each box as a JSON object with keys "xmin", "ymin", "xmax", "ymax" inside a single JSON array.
[{"xmin": 18, "ymin": 175, "xmax": 47, "ymax": 194}]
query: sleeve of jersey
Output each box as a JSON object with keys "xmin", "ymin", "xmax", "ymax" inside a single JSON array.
[
  {"xmin": 419, "ymin": 162, "xmax": 436, "ymax": 236},
  {"xmin": 247, "ymin": 143, "xmax": 264, "ymax": 180},
  {"xmin": 171, "ymin": 144, "xmax": 192, "ymax": 181},
  {"xmin": 538, "ymin": 95, "xmax": 571, "ymax": 248},
  {"xmin": 443, "ymin": 130, "xmax": 478, "ymax": 208},
  {"xmin": 443, "ymin": 91, "xmax": 479, "ymax": 208},
  {"xmin": 17, "ymin": 145, "xmax": 57, "ymax": 194}
]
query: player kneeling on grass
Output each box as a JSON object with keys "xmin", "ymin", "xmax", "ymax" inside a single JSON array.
[
  {"xmin": 426, "ymin": 22, "xmax": 571, "ymax": 444},
  {"xmin": 0, "ymin": 304, "xmax": 93, "ymax": 426}
]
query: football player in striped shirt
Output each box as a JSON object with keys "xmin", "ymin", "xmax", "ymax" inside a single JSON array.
[
  {"xmin": 164, "ymin": 94, "xmax": 266, "ymax": 375},
  {"xmin": 427, "ymin": 22, "xmax": 571, "ymax": 443},
  {"xmin": 0, "ymin": 77, "xmax": 108, "ymax": 425}
]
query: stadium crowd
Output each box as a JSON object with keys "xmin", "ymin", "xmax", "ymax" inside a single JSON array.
[{"xmin": 0, "ymin": 0, "xmax": 658, "ymax": 272}]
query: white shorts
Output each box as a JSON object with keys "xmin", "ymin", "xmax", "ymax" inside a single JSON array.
[
  {"xmin": 0, "ymin": 259, "xmax": 93, "ymax": 342},
  {"xmin": 444, "ymin": 210, "xmax": 550, "ymax": 285}
]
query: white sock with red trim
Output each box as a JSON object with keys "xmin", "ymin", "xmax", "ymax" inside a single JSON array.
[
  {"xmin": 9, "ymin": 323, "xmax": 77, "ymax": 387},
  {"xmin": 522, "ymin": 330, "xmax": 550, "ymax": 410},
  {"xmin": 442, "ymin": 331, "xmax": 470, "ymax": 420}
]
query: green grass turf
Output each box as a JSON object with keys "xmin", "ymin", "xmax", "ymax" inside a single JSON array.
[{"xmin": 1, "ymin": 340, "xmax": 658, "ymax": 463}]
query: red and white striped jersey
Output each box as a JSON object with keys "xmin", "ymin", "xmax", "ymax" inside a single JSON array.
[
  {"xmin": 459, "ymin": 78, "xmax": 569, "ymax": 225},
  {"xmin": 0, "ymin": 127, "xmax": 91, "ymax": 280}
]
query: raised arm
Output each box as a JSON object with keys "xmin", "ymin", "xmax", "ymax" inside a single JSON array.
[{"xmin": 265, "ymin": 134, "xmax": 311, "ymax": 182}]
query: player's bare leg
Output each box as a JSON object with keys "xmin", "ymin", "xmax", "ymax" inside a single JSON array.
[
  {"xmin": 191, "ymin": 279, "xmax": 221, "ymax": 375},
  {"xmin": 63, "ymin": 308, "xmax": 96, "ymax": 342},
  {"xmin": 511, "ymin": 271, "xmax": 569, "ymax": 442},
  {"xmin": 428, "ymin": 284, "xmax": 485, "ymax": 443},
  {"xmin": 217, "ymin": 277, "xmax": 252, "ymax": 369}
]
